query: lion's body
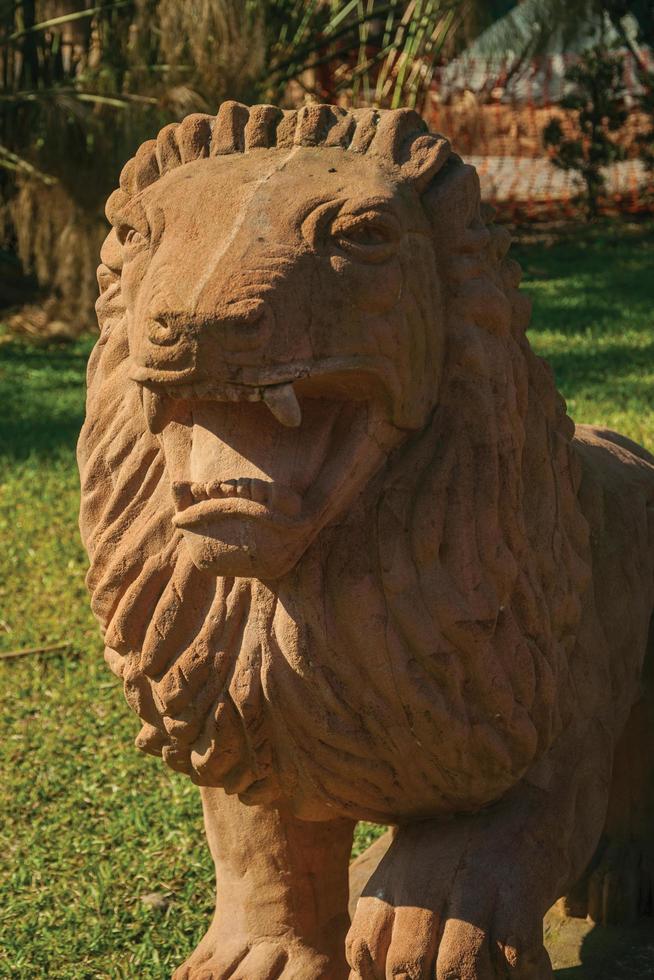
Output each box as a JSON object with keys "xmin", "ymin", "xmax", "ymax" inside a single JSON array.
[
  {"xmin": 78, "ymin": 102, "xmax": 654, "ymax": 978},
  {"xmin": 574, "ymin": 425, "xmax": 654, "ymax": 721}
]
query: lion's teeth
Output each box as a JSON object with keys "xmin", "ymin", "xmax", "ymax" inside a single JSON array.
[
  {"xmin": 178, "ymin": 478, "xmax": 300, "ymax": 514},
  {"xmin": 191, "ymin": 482, "xmax": 208, "ymax": 500},
  {"xmin": 141, "ymin": 386, "xmax": 173, "ymax": 434},
  {"xmin": 262, "ymin": 384, "xmax": 302, "ymax": 428}
]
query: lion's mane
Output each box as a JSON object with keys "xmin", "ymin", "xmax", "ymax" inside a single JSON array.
[{"xmin": 78, "ymin": 103, "xmax": 591, "ymax": 821}]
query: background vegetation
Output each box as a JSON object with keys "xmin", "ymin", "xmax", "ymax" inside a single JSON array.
[
  {"xmin": 0, "ymin": 0, "xmax": 503, "ymax": 333},
  {"xmin": 1, "ymin": 219, "xmax": 652, "ymax": 978},
  {"xmin": 2, "ymin": 0, "xmax": 652, "ymax": 334}
]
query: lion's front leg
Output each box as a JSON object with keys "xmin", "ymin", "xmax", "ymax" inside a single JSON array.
[
  {"xmin": 174, "ymin": 787, "xmax": 354, "ymax": 980},
  {"xmin": 347, "ymin": 725, "xmax": 613, "ymax": 980}
]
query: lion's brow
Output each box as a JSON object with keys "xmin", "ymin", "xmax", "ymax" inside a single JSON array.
[{"xmin": 187, "ymin": 148, "xmax": 303, "ymax": 308}]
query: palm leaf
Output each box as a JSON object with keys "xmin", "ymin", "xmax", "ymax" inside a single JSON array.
[
  {"xmin": 5, "ymin": 0, "xmax": 133, "ymax": 43},
  {"xmin": 0, "ymin": 143, "xmax": 57, "ymax": 182}
]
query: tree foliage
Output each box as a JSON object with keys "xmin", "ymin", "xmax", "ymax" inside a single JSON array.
[
  {"xmin": 1, "ymin": 0, "xmax": 487, "ymax": 191},
  {"xmin": 1, "ymin": 0, "xmax": 487, "ymax": 331},
  {"xmin": 543, "ymin": 45, "xmax": 627, "ymax": 219}
]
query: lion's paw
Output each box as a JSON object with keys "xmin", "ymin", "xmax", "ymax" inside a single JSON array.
[
  {"xmin": 347, "ymin": 897, "xmax": 553, "ymax": 980},
  {"xmin": 347, "ymin": 898, "xmax": 439, "ymax": 979},
  {"xmin": 586, "ymin": 837, "xmax": 654, "ymax": 926},
  {"xmin": 173, "ymin": 936, "xmax": 335, "ymax": 980},
  {"xmin": 436, "ymin": 917, "xmax": 553, "ymax": 980}
]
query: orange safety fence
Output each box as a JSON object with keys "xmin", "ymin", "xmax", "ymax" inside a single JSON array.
[{"xmin": 423, "ymin": 51, "xmax": 654, "ymax": 220}]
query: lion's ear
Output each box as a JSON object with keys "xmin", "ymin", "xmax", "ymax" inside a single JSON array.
[
  {"xmin": 399, "ymin": 131, "xmax": 451, "ymax": 192},
  {"xmin": 373, "ymin": 109, "xmax": 450, "ymax": 193}
]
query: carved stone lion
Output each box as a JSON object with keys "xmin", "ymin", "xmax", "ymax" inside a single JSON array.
[{"xmin": 78, "ymin": 102, "xmax": 654, "ymax": 979}]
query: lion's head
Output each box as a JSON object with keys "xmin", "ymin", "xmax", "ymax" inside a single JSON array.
[
  {"xmin": 95, "ymin": 104, "xmax": 452, "ymax": 581},
  {"xmin": 79, "ymin": 103, "xmax": 590, "ymax": 822}
]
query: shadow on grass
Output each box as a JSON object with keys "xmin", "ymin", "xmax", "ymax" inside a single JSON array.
[
  {"xmin": 545, "ymin": 341, "xmax": 654, "ymax": 390},
  {"xmin": 554, "ymin": 919, "xmax": 654, "ymax": 979},
  {"xmin": 529, "ymin": 294, "xmax": 653, "ymax": 340},
  {"xmin": 0, "ymin": 414, "xmax": 84, "ymax": 462},
  {"xmin": 515, "ymin": 222, "xmax": 654, "ymax": 340},
  {"xmin": 0, "ymin": 337, "xmax": 93, "ymax": 461}
]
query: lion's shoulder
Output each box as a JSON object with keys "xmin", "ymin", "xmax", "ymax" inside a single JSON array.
[
  {"xmin": 574, "ymin": 423, "xmax": 654, "ymax": 492},
  {"xmin": 573, "ymin": 425, "xmax": 654, "ymax": 607}
]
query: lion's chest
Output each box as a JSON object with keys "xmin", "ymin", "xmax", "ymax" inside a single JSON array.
[{"xmin": 240, "ymin": 554, "xmax": 544, "ymax": 822}]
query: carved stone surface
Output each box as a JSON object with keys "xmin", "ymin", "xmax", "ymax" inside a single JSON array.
[{"xmin": 78, "ymin": 102, "xmax": 654, "ymax": 979}]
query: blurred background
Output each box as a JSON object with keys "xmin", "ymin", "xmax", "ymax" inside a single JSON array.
[
  {"xmin": 0, "ymin": 2, "xmax": 653, "ymax": 978},
  {"xmin": 1, "ymin": 0, "xmax": 653, "ymax": 336}
]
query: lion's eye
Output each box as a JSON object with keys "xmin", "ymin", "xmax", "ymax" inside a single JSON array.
[
  {"xmin": 124, "ymin": 228, "xmax": 146, "ymax": 247},
  {"xmin": 339, "ymin": 224, "xmax": 388, "ymax": 246},
  {"xmin": 331, "ymin": 213, "xmax": 400, "ymax": 263}
]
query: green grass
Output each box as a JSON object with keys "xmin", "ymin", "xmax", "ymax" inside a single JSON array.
[
  {"xmin": 512, "ymin": 221, "xmax": 654, "ymax": 448},
  {"xmin": 1, "ymin": 219, "xmax": 653, "ymax": 979}
]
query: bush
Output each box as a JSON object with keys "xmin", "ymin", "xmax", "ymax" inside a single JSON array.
[{"xmin": 543, "ymin": 44, "xmax": 627, "ymax": 219}]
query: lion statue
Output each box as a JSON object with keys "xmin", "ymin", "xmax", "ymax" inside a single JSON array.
[{"xmin": 78, "ymin": 102, "xmax": 654, "ymax": 979}]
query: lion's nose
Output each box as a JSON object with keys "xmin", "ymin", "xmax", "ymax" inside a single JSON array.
[
  {"xmin": 145, "ymin": 300, "xmax": 270, "ymax": 354},
  {"xmin": 147, "ymin": 317, "xmax": 183, "ymax": 348}
]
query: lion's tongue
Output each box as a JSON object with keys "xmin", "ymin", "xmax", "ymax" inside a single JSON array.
[{"xmin": 189, "ymin": 398, "xmax": 343, "ymax": 498}]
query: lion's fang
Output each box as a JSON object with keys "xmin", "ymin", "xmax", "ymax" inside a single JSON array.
[
  {"xmin": 141, "ymin": 387, "xmax": 173, "ymax": 434},
  {"xmin": 262, "ymin": 384, "xmax": 302, "ymax": 428}
]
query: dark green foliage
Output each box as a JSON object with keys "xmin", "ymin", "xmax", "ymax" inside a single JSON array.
[
  {"xmin": 612, "ymin": 3, "xmax": 654, "ymax": 173},
  {"xmin": 543, "ymin": 45, "xmax": 628, "ymax": 219},
  {"xmin": 0, "ymin": 0, "xmax": 481, "ymax": 333},
  {"xmin": 0, "ymin": 1, "xmax": 477, "ymax": 193},
  {"xmin": 543, "ymin": 1, "xmax": 654, "ymax": 177},
  {"xmin": 1, "ymin": 1, "xmax": 162, "ymax": 194},
  {"xmin": 634, "ymin": 72, "xmax": 654, "ymax": 173},
  {"xmin": 595, "ymin": 3, "xmax": 652, "ymax": 174}
]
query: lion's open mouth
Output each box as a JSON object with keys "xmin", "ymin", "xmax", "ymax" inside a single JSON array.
[
  {"xmin": 170, "ymin": 394, "xmax": 367, "ymax": 530},
  {"xmin": 130, "ymin": 363, "xmax": 400, "ymax": 576}
]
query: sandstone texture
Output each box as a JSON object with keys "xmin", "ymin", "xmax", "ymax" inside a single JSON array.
[{"xmin": 78, "ymin": 102, "xmax": 654, "ymax": 979}]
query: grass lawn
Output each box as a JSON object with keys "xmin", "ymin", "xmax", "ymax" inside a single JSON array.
[{"xmin": 1, "ymin": 219, "xmax": 653, "ymax": 979}]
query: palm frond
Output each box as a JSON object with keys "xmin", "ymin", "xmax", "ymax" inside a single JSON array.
[
  {"xmin": 0, "ymin": 143, "xmax": 57, "ymax": 182},
  {"xmin": 5, "ymin": 0, "xmax": 133, "ymax": 43},
  {"xmin": 1, "ymin": 0, "xmax": 498, "ymax": 336}
]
